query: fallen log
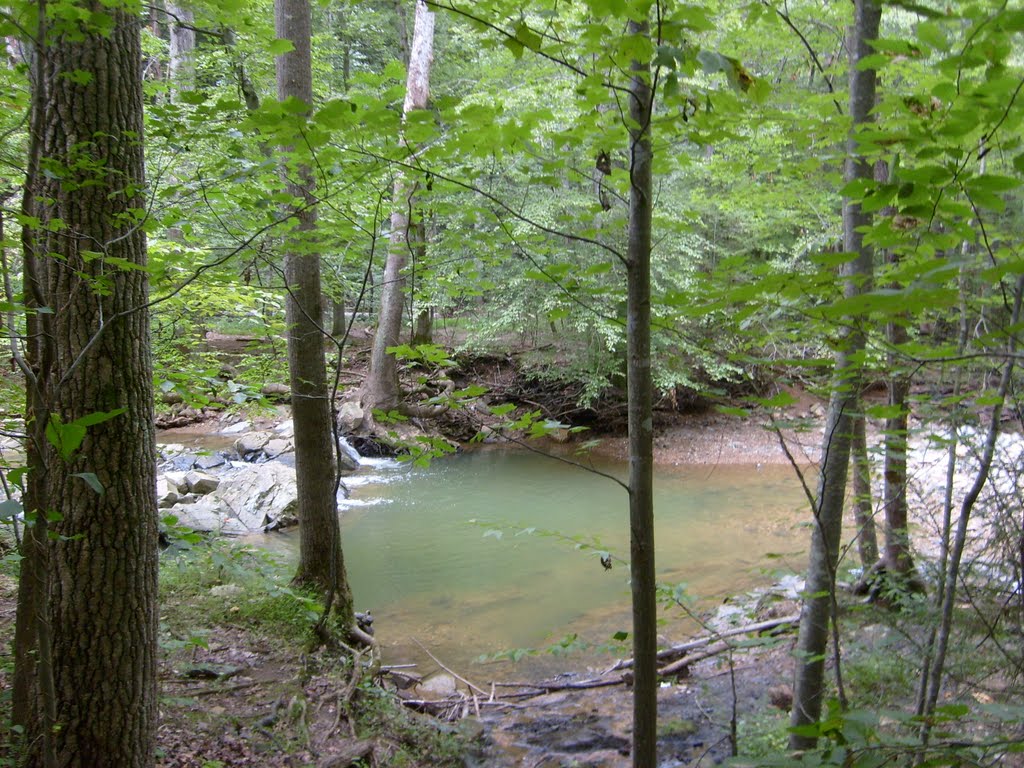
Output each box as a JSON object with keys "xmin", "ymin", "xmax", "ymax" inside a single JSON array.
[{"xmin": 611, "ymin": 613, "xmax": 800, "ymax": 672}]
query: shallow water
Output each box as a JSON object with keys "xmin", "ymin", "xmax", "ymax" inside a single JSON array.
[{"xmin": 250, "ymin": 446, "xmax": 809, "ymax": 675}]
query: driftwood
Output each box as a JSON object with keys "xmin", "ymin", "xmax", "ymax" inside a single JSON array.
[
  {"xmin": 611, "ymin": 614, "xmax": 800, "ymax": 672},
  {"xmin": 392, "ymin": 616, "xmax": 801, "ymax": 721}
]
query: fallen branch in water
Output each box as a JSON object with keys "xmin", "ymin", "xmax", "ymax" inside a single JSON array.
[
  {"xmin": 412, "ymin": 637, "xmax": 490, "ymax": 697},
  {"xmin": 610, "ymin": 614, "xmax": 800, "ymax": 672}
]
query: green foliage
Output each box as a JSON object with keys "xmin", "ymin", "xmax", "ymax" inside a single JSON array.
[{"xmin": 160, "ymin": 540, "xmax": 319, "ymax": 647}]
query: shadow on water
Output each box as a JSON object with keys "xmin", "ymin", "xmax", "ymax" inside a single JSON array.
[{"xmin": 246, "ymin": 445, "xmax": 809, "ymax": 678}]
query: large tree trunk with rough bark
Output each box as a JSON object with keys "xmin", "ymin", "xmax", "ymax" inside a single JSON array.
[
  {"xmin": 790, "ymin": 0, "xmax": 881, "ymax": 750},
  {"xmin": 625, "ymin": 16, "xmax": 657, "ymax": 768},
  {"xmin": 14, "ymin": 7, "xmax": 159, "ymax": 766},
  {"xmin": 275, "ymin": 0, "xmax": 354, "ymax": 629},
  {"xmin": 362, "ymin": 0, "xmax": 434, "ymax": 416}
]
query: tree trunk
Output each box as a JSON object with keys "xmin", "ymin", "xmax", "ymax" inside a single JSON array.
[
  {"xmin": 851, "ymin": 409, "xmax": 879, "ymax": 568},
  {"xmin": 362, "ymin": 0, "xmax": 434, "ymax": 416},
  {"xmin": 790, "ymin": 0, "xmax": 881, "ymax": 750},
  {"xmin": 275, "ymin": 0, "xmax": 354, "ymax": 629},
  {"xmin": 625, "ymin": 16, "xmax": 656, "ymax": 768},
  {"xmin": 413, "ymin": 306, "xmax": 433, "ymax": 345},
  {"xmin": 167, "ymin": 2, "xmax": 195, "ymax": 100},
  {"xmin": 332, "ymin": 293, "xmax": 347, "ymax": 337},
  {"xmin": 15, "ymin": 7, "xmax": 159, "ymax": 765},
  {"xmin": 920, "ymin": 276, "xmax": 1024, "ymax": 738},
  {"xmin": 883, "ymin": 317, "xmax": 915, "ymax": 579}
]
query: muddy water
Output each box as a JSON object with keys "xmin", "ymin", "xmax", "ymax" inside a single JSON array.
[{"xmin": 245, "ymin": 446, "xmax": 808, "ymax": 676}]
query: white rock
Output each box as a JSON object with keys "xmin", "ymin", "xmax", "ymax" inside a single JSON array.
[
  {"xmin": 338, "ymin": 401, "xmax": 364, "ymax": 432},
  {"xmin": 234, "ymin": 431, "xmax": 272, "ymax": 456},
  {"xmin": 164, "ymin": 471, "xmax": 189, "ymax": 493},
  {"xmin": 264, "ymin": 438, "xmax": 292, "ymax": 459},
  {"xmin": 185, "ymin": 471, "xmax": 220, "ymax": 495},
  {"xmin": 337, "ymin": 437, "xmax": 360, "ymax": 471},
  {"xmin": 275, "ymin": 419, "xmax": 294, "ymax": 437},
  {"xmin": 221, "ymin": 420, "xmax": 252, "ymax": 435}
]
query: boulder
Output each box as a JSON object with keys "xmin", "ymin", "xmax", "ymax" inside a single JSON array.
[
  {"xmin": 220, "ymin": 420, "xmax": 252, "ymax": 435},
  {"xmin": 156, "ymin": 477, "xmax": 179, "ymax": 508},
  {"xmin": 166, "ymin": 461, "xmax": 300, "ymax": 535},
  {"xmin": 261, "ymin": 383, "xmax": 291, "ymax": 401},
  {"xmin": 264, "ymin": 438, "xmax": 292, "ymax": 459},
  {"xmin": 195, "ymin": 453, "xmax": 228, "ymax": 470},
  {"xmin": 338, "ymin": 401, "xmax": 364, "ymax": 432},
  {"xmin": 337, "ymin": 437, "xmax": 360, "ymax": 472},
  {"xmin": 164, "ymin": 471, "xmax": 189, "ymax": 493},
  {"xmin": 275, "ymin": 419, "xmax": 294, "ymax": 438},
  {"xmin": 185, "ymin": 471, "xmax": 220, "ymax": 495},
  {"xmin": 234, "ymin": 431, "xmax": 272, "ymax": 457}
]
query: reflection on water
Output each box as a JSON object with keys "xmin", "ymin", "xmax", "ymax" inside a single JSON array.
[{"xmin": 251, "ymin": 447, "xmax": 809, "ymax": 675}]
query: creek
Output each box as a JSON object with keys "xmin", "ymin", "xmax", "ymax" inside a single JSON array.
[{"xmin": 245, "ymin": 446, "xmax": 808, "ymax": 678}]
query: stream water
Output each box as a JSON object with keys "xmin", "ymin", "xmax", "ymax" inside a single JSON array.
[{"xmin": 244, "ymin": 446, "xmax": 809, "ymax": 677}]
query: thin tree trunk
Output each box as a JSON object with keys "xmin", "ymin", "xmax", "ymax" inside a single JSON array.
[
  {"xmin": 851, "ymin": 409, "xmax": 879, "ymax": 568},
  {"xmin": 363, "ymin": 0, "xmax": 434, "ymax": 416},
  {"xmin": 332, "ymin": 293, "xmax": 346, "ymax": 337},
  {"xmin": 790, "ymin": 0, "xmax": 881, "ymax": 749},
  {"xmin": 275, "ymin": 0, "xmax": 354, "ymax": 629},
  {"xmin": 883, "ymin": 313, "xmax": 915, "ymax": 578},
  {"xmin": 167, "ymin": 2, "xmax": 195, "ymax": 100},
  {"xmin": 625, "ymin": 15, "xmax": 656, "ymax": 768},
  {"xmin": 921, "ymin": 276, "xmax": 1024, "ymax": 740}
]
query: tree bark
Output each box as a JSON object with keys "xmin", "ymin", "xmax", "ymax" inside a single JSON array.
[
  {"xmin": 625, "ymin": 15, "xmax": 656, "ymax": 768},
  {"xmin": 15, "ymin": 7, "xmax": 159, "ymax": 765},
  {"xmin": 167, "ymin": 2, "xmax": 196, "ymax": 100},
  {"xmin": 790, "ymin": 0, "xmax": 881, "ymax": 750},
  {"xmin": 851, "ymin": 409, "xmax": 879, "ymax": 568},
  {"xmin": 332, "ymin": 293, "xmax": 347, "ymax": 337},
  {"xmin": 275, "ymin": 0, "xmax": 354, "ymax": 627},
  {"xmin": 362, "ymin": 0, "xmax": 434, "ymax": 416}
]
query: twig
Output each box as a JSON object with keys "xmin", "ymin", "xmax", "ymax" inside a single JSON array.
[
  {"xmin": 610, "ymin": 614, "xmax": 800, "ymax": 671},
  {"xmin": 411, "ymin": 637, "xmax": 489, "ymax": 697}
]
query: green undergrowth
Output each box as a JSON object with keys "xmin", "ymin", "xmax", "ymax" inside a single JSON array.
[
  {"xmin": 160, "ymin": 539, "xmax": 317, "ymax": 649},
  {"xmin": 158, "ymin": 539, "xmax": 471, "ymax": 767}
]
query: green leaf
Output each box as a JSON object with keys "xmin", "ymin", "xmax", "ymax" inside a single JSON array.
[
  {"xmin": 72, "ymin": 472, "xmax": 105, "ymax": 495},
  {"xmin": 0, "ymin": 499, "xmax": 22, "ymax": 520},
  {"xmin": 46, "ymin": 416, "xmax": 86, "ymax": 462},
  {"xmin": 71, "ymin": 408, "xmax": 127, "ymax": 428},
  {"xmin": 267, "ymin": 38, "xmax": 295, "ymax": 56}
]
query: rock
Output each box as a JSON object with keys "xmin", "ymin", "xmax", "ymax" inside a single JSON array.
[
  {"xmin": 185, "ymin": 471, "xmax": 220, "ymax": 495},
  {"xmin": 167, "ymin": 460, "xmax": 299, "ymax": 536},
  {"xmin": 195, "ymin": 453, "xmax": 227, "ymax": 470},
  {"xmin": 264, "ymin": 438, "xmax": 292, "ymax": 459},
  {"xmin": 420, "ymin": 673, "xmax": 457, "ymax": 697},
  {"xmin": 167, "ymin": 496, "xmax": 224, "ymax": 532},
  {"xmin": 338, "ymin": 401, "xmax": 364, "ymax": 432},
  {"xmin": 337, "ymin": 437, "xmax": 360, "ymax": 472},
  {"xmin": 164, "ymin": 471, "xmax": 189, "ymax": 493},
  {"xmin": 221, "ymin": 420, "xmax": 252, "ymax": 435},
  {"xmin": 166, "ymin": 452, "xmax": 199, "ymax": 472},
  {"xmin": 261, "ymin": 383, "xmax": 291, "ymax": 401},
  {"xmin": 156, "ymin": 477, "xmax": 179, "ymax": 508},
  {"xmin": 275, "ymin": 419, "xmax": 294, "ymax": 438},
  {"xmin": 234, "ymin": 432, "xmax": 272, "ymax": 457}
]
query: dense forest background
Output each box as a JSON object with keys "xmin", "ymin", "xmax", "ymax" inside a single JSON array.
[{"xmin": 2, "ymin": 0, "xmax": 1024, "ymax": 765}]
